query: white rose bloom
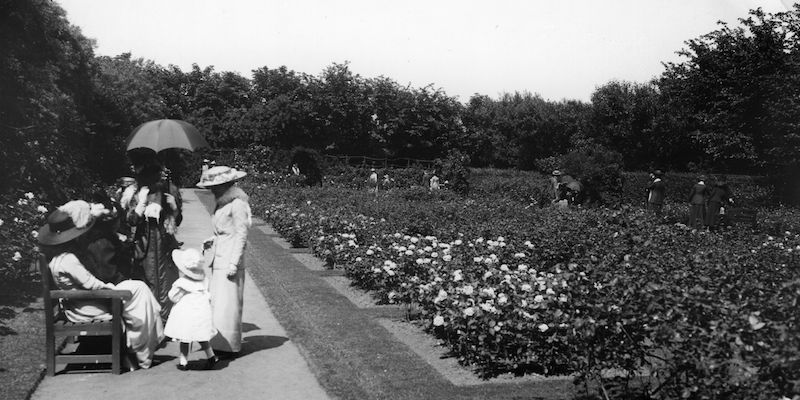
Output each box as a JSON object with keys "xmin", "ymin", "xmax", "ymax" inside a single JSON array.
[
  {"xmin": 432, "ymin": 315, "xmax": 445, "ymax": 326},
  {"xmin": 405, "ymin": 250, "xmax": 414, "ymax": 256},
  {"xmin": 24, "ymin": 192, "xmax": 34, "ymax": 199},
  {"xmin": 442, "ymin": 255, "xmax": 452, "ymax": 262},
  {"xmin": 500, "ymin": 264, "xmax": 509, "ymax": 272},
  {"xmin": 463, "ymin": 307, "xmax": 475, "ymax": 317},
  {"xmin": 32, "ymin": 231, "xmax": 39, "ymax": 238},
  {"xmin": 521, "ymin": 283, "xmax": 532, "ymax": 292},
  {"xmin": 454, "ymin": 239, "xmax": 463, "ymax": 246},
  {"xmin": 497, "ymin": 293, "xmax": 508, "ymax": 305},
  {"xmin": 430, "ymin": 252, "xmax": 438, "ymax": 258},
  {"xmin": 37, "ymin": 205, "xmax": 48, "ymax": 213},
  {"xmin": 433, "ymin": 289, "xmax": 448, "ymax": 304},
  {"xmin": 12, "ymin": 252, "xmax": 22, "ymax": 261},
  {"xmin": 538, "ymin": 324, "xmax": 549, "ymax": 332},
  {"xmin": 534, "ymin": 294, "xmax": 544, "ymax": 303}
]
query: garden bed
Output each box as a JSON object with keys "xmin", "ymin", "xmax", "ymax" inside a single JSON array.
[{"xmin": 244, "ymin": 182, "xmax": 800, "ymax": 399}]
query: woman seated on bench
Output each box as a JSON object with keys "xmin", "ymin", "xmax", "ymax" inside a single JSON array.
[{"xmin": 38, "ymin": 200, "xmax": 165, "ymax": 370}]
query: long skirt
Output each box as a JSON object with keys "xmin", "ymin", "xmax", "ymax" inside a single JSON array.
[
  {"xmin": 133, "ymin": 222, "xmax": 179, "ymax": 321},
  {"xmin": 706, "ymin": 201, "xmax": 723, "ymax": 227},
  {"xmin": 689, "ymin": 204, "xmax": 706, "ymax": 228},
  {"xmin": 210, "ymin": 268, "xmax": 244, "ymax": 352},
  {"xmin": 115, "ymin": 280, "xmax": 165, "ymax": 368}
]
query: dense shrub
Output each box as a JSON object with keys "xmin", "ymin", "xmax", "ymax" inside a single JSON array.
[
  {"xmin": 0, "ymin": 193, "xmax": 51, "ymax": 283},
  {"xmin": 440, "ymin": 150, "xmax": 472, "ymax": 195},
  {"xmin": 559, "ymin": 146, "xmax": 625, "ymax": 206},
  {"xmin": 290, "ymin": 146, "xmax": 324, "ymax": 186},
  {"xmin": 248, "ymin": 180, "xmax": 800, "ymax": 399}
]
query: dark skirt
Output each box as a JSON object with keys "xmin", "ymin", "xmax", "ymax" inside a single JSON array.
[{"xmin": 132, "ymin": 220, "xmax": 179, "ymax": 321}]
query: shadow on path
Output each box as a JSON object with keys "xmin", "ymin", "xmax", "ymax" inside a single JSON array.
[{"xmin": 240, "ymin": 335, "xmax": 290, "ymax": 357}]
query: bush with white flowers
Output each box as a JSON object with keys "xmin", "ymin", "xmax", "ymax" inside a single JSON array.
[
  {"xmin": 0, "ymin": 192, "xmax": 50, "ymax": 282},
  {"xmin": 244, "ymin": 181, "xmax": 800, "ymax": 399}
]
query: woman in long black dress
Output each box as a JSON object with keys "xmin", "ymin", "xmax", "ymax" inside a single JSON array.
[{"xmin": 122, "ymin": 157, "xmax": 182, "ymax": 321}]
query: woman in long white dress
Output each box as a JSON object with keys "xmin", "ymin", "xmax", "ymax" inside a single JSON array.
[
  {"xmin": 197, "ymin": 166, "xmax": 252, "ymax": 357},
  {"xmin": 38, "ymin": 201, "xmax": 164, "ymax": 369}
]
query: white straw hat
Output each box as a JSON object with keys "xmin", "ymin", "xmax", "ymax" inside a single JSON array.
[
  {"xmin": 171, "ymin": 248, "xmax": 205, "ymax": 280},
  {"xmin": 196, "ymin": 165, "xmax": 247, "ymax": 188}
]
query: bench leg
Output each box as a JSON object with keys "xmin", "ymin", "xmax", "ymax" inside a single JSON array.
[
  {"xmin": 45, "ymin": 328, "xmax": 55, "ymax": 376},
  {"xmin": 112, "ymin": 303, "xmax": 122, "ymax": 375}
]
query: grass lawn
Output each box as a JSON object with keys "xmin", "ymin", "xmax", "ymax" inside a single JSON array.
[{"xmin": 0, "ymin": 283, "xmax": 46, "ymax": 400}]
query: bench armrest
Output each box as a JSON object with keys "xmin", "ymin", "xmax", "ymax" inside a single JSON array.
[{"xmin": 50, "ymin": 289, "xmax": 133, "ymax": 301}]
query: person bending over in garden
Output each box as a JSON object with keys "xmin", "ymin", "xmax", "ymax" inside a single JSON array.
[
  {"xmin": 646, "ymin": 170, "xmax": 666, "ymax": 216},
  {"xmin": 706, "ymin": 175, "xmax": 734, "ymax": 229},
  {"xmin": 38, "ymin": 200, "xmax": 164, "ymax": 370},
  {"xmin": 687, "ymin": 175, "xmax": 709, "ymax": 228},
  {"xmin": 197, "ymin": 165, "xmax": 252, "ymax": 358},
  {"xmin": 123, "ymin": 153, "xmax": 182, "ymax": 322}
]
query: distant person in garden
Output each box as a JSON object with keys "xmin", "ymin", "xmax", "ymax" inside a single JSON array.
[
  {"xmin": 123, "ymin": 153, "xmax": 183, "ymax": 321},
  {"xmin": 646, "ymin": 170, "xmax": 666, "ymax": 216},
  {"xmin": 429, "ymin": 173, "xmax": 441, "ymax": 191},
  {"xmin": 368, "ymin": 168, "xmax": 378, "ymax": 192},
  {"xmin": 164, "ymin": 248, "xmax": 218, "ymax": 371},
  {"xmin": 38, "ymin": 200, "xmax": 164, "ymax": 370},
  {"xmin": 291, "ymin": 163, "xmax": 300, "ymax": 176},
  {"xmin": 382, "ymin": 174, "xmax": 392, "ymax": 190},
  {"xmin": 688, "ymin": 175, "xmax": 709, "ymax": 228},
  {"xmin": 706, "ymin": 175, "xmax": 734, "ymax": 229},
  {"xmin": 552, "ymin": 170, "xmax": 582, "ymax": 206},
  {"xmin": 550, "ymin": 170, "xmax": 562, "ymax": 202},
  {"xmin": 197, "ymin": 165, "xmax": 252, "ymax": 358}
]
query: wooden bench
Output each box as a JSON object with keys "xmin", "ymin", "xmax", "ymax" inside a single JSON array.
[{"xmin": 39, "ymin": 255, "xmax": 132, "ymax": 375}]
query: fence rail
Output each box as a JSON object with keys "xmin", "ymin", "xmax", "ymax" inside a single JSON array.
[
  {"xmin": 204, "ymin": 148, "xmax": 435, "ymax": 170},
  {"xmin": 323, "ymin": 155, "xmax": 435, "ymax": 169}
]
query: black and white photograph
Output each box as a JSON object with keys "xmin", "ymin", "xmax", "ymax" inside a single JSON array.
[{"xmin": 1, "ymin": 0, "xmax": 799, "ymax": 399}]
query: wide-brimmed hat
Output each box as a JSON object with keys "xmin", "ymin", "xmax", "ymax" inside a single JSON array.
[
  {"xmin": 171, "ymin": 249, "xmax": 205, "ymax": 280},
  {"xmin": 653, "ymin": 170, "xmax": 664, "ymax": 178},
  {"xmin": 196, "ymin": 166, "xmax": 247, "ymax": 188},
  {"xmin": 552, "ymin": 170, "xmax": 562, "ymax": 176},
  {"xmin": 38, "ymin": 202, "xmax": 96, "ymax": 245},
  {"xmin": 117, "ymin": 176, "xmax": 137, "ymax": 186}
]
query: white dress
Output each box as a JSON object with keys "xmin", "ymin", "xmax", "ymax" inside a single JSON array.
[
  {"xmin": 49, "ymin": 253, "xmax": 165, "ymax": 368},
  {"xmin": 164, "ymin": 277, "xmax": 216, "ymax": 342},
  {"xmin": 207, "ymin": 192, "xmax": 252, "ymax": 352}
]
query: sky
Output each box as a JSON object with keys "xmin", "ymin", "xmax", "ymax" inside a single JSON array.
[{"xmin": 56, "ymin": 0, "xmax": 795, "ymax": 103}]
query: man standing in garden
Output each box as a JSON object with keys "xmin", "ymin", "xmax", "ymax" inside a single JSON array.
[{"xmin": 646, "ymin": 170, "xmax": 665, "ymax": 216}]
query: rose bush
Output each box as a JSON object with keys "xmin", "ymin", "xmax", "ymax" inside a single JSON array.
[
  {"xmin": 243, "ymin": 179, "xmax": 800, "ymax": 399},
  {"xmin": 0, "ymin": 192, "xmax": 51, "ymax": 283}
]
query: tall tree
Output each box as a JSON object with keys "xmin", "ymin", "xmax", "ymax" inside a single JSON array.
[
  {"xmin": 658, "ymin": 6, "xmax": 800, "ymax": 172},
  {"xmin": 0, "ymin": 0, "xmax": 97, "ymax": 199}
]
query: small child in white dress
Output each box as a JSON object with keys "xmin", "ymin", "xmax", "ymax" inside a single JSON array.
[{"xmin": 165, "ymin": 248, "xmax": 219, "ymax": 370}]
